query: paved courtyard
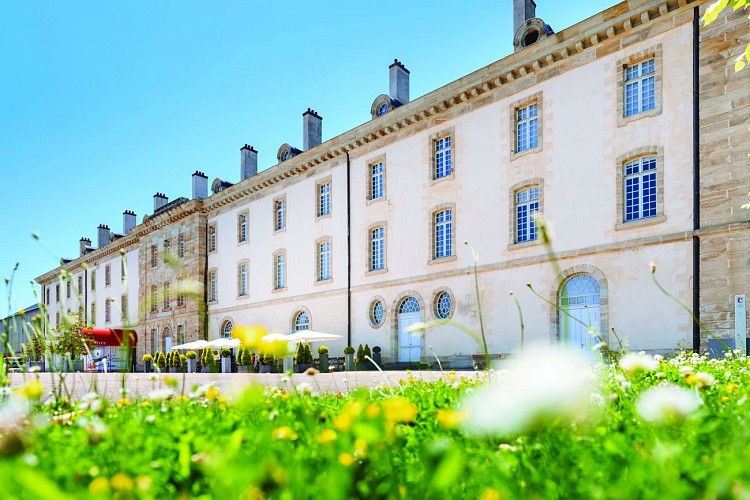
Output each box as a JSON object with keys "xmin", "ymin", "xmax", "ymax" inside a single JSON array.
[{"xmin": 7, "ymin": 370, "xmax": 465, "ymax": 402}]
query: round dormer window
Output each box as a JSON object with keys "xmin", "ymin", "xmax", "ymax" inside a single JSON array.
[
  {"xmin": 377, "ymin": 103, "xmax": 388, "ymax": 116},
  {"xmin": 282, "ymin": 150, "xmax": 291, "ymax": 161},
  {"xmin": 523, "ymin": 30, "xmax": 540, "ymax": 47}
]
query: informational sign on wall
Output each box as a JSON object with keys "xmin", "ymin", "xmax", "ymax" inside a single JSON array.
[{"xmin": 736, "ymin": 295, "xmax": 747, "ymax": 356}]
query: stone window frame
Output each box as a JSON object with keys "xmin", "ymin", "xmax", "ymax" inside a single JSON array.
[
  {"xmin": 315, "ymin": 236, "xmax": 333, "ymax": 284},
  {"xmin": 548, "ymin": 264, "xmax": 609, "ymax": 346},
  {"xmin": 45, "ymin": 287, "xmax": 50, "ymax": 305},
  {"xmin": 163, "ymin": 238, "xmax": 171, "ymax": 263},
  {"xmin": 150, "ymin": 245, "xmax": 158, "ymax": 268},
  {"xmin": 66, "ymin": 279, "xmax": 71, "ymax": 299},
  {"xmin": 150, "ymin": 285, "xmax": 158, "ymax": 312},
  {"xmin": 431, "ymin": 286, "xmax": 456, "ymax": 321},
  {"xmin": 90, "ymin": 302, "xmax": 96, "ymax": 324},
  {"xmin": 177, "ymin": 233, "xmax": 185, "ymax": 258},
  {"xmin": 208, "ymin": 223, "xmax": 218, "ymax": 253},
  {"xmin": 290, "ymin": 307, "xmax": 312, "ymax": 332},
  {"xmin": 120, "ymin": 259, "xmax": 126, "ymax": 283},
  {"xmin": 104, "ymin": 297, "xmax": 112, "ymax": 324},
  {"xmin": 121, "ymin": 293, "xmax": 128, "ymax": 322},
  {"xmin": 428, "ymin": 126, "xmax": 455, "ymax": 185},
  {"xmin": 316, "ymin": 176, "xmax": 333, "ymax": 220},
  {"xmin": 77, "ymin": 275, "xmax": 83, "ymax": 295},
  {"xmin": 272, "ymin": 249, "xmax": 287, "ymax": 293},
  {"xmin": 163, "ymin": 281, "xmax": 171, "ymax": 311},
  {"xmin": 105, "ymin": 264, "xmax": 112, "ymax": 287},
  {"xmin": 273, "ymin": 194, "xmax": 287, "ymax": 233},
  {"xmin": 366, "ymin": 154, "xmax": 387, "ymax": 204},
  {"xmin": 237, "ymin": 259, "xmax": 250, "ymax": 299},
  {"xmin": 510, "ymin": 92, "xmax": 543, "ymax": 160},
  {"xmin": 237, "ymin": 210, "xmax": 249, "ymax": 245},
  {"xmin": 367, "ymin": 295, "xmax": 388, "ymax": 329},
  {"xmin": 616, "ymin": 44, "xmax": 663, "ymax": 127},
  {"xmin": 177, "ymin": 277, "xmax": 186, "ymax": 308},
  {"xmin": 366, "ymin": 221, "xmax": 388, "ymax": 275},
  {"xmin": 90, "ymin": 269, "xmax": 96, "ymax": 291},
  {"xmin": 507, "ymin": 178, "xmax": 544, "ymax": 250},
  {"xmin": 615, "ymin": 146, "xmax": 666, "ymax": 230},
  {"xmin": 208, "ymin": 268, "xmax": 218, "ymax": 304},
  {"xmin": 428, "ymin": 202, "xmax": 457, "ymax": 265}
]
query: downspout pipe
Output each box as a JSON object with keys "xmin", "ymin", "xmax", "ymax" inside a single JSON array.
[
  {"xmin": 692, "ymin": 6, "xmax": 701, "ymax": 353},
  {"xmin": 346, "ymin": 151, "xmax": 352, "ymax": 348}
]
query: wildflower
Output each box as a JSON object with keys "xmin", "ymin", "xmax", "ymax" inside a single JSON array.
[
  {"xmin": 19, "ymin": 380, "xmax": 43, "ymax": 401},
  {"xmin": 304, "ymin": 367, "xmax": 319, "ymax": 376},
  {"xmin": 636, "ymin": 384, "xmax": 703, "ymax": 423},
  {"xmin": 685, "ymin": 372, "xmax": 715, "ymax": 389},
  {"xmin": 89, "ymin": 477, "xmax": 110, "ymax": 495},
  {"xmin": 382, "ymin": 397, "xmax": 417, "ymax": 423},
  {"xmin": 679, "ymin": 366, "xmax": 693, "ymax": 376},
  {"xmin": 460, "ymin": 344, "xmax": 598, "ymax": 436},
  {"xmin": 110, "ymin": 472, "xmax": 134, "ymax": 492},
  {"xmin": 333, "ymin": 402, "xmax": 363, "ymax": 432},
  {"xmin": 480, "ymin": 488, "xmax": 501, "ymax": 500},
  {"xmin": 163, "ymin": 376, "xmax": 178, "ymax": 388},
  {"xmin": 272, "ymin": 426, "xmax": 298, "ymax": 440},
  {"xmin": 319, "ymin": 429, "xmax": 337, "ymax": 444},
  {"xmin": 147, "ymin": 389, "xmax": 174, "ymax": 402},
  {"xmin": 136, "ymin": 475, "xmax": 153, "ymax": 491},
  {"xmin": 338, "ymin": 453, "xmax": 355, "ymax": 467},
  {"xmin": 365, "ymin": 404, "xmax": 381, "ymax": 419},
  {"xmin": 436, "ymin": 409, "xmax": 467, "ymax": 429},
  {"xmin": 619, "ymin": 352, "xmax": 659, "ymax": 377}
]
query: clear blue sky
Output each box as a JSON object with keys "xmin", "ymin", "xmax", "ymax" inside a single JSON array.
[{"xmin": 0, "ymin": 0, "xmax": 615, "ymax": 314}]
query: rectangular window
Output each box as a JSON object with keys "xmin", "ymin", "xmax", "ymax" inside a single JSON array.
[
  {"xmin": 516, "ymin": 103, "xmax": 538, "ymax": 153},
  {"xmin": 121, "ymin": 294, "xmax": 128, "ymax": 321},
  {"xmin": 624, "ymin": 58, "xmax": 655, "ymax": 117},
  {"xmin": 66, "ymin": 280, "xmax": 71, "ymax": 299},
  {"xmin": 238, "ymin": 263, "xmax": 248, "ymax": 296},
  {"xmin": 624, "ymin": 156, "xmax": 657, "ymax": 221},
  {"xmin": 515, "ymin": 187, "xmax": 540, "ymax": 243},
  {"xmin": 150, "ymin": 285, "xmax": 158, "ymax": 312},
  {"xmin": 177, "ymin": 325, "xmax": 185, "ymax": 345},
  {"xmin": 434, "ymin": 137, "xmax": 453, "ymax": 179},
  {"xmin": 105, "ymin": 264, "xmax": 111, "ymax": 286},
  {"xmin": 151, "ymin": 329, "xmax": 158, "ymax": 355},
  {"xmin": 209, "ymin": 224, "xmax": 217, "ymax": 252},
  {"xmin": 56, "ymin": 284, "xmax": 60, "ymax": 303},
  {"xmin": 370, "ymin": 161, "xmax": 384, "ymax": 200},
  {"xmin": 434, "ymin": 210, "xmax": 453, "ymax": 258},
  {"xmin": 209, "ymin": 271, "xmax": 217, "ymax": 302},
  {"xmin": 275, "ymin": 199, "xmax": 286, "ymax": 231},
  {"xmin": 163, "ymin": 239, "xmax": 170, "ymax": 263},
  {"xmin": 45, "ymin": 287, "xmax": 50, "ymax": 305},
  {"xmin": 55, "ymin": 311, "xmax": 60, "ymax": 326},
  {"xmin": 91, "ymin": 270, "xmax": 96, "ymax": 291},
  {"xmin": 77, "ymin": 276, "xmax": 82, "ymax": 294},
  {"xmin": 90, "ymin": 302, "xmax": 96, "ymax": 324},
  {"xmin": 318, "ymin": 182, "xmax": 331, "ymax": 217},
  {"xmin": 120, "ymin": 259, "xmax": 125, "ymax": 283},
  {"xmin": 318, "ymin": 241, "xmax": 331, "ymax": 281},
  {"xmin": 177, "ymin": 278, "xmax": 185, "ymax": 307},
  {"xmin": 178, "ymin": 234, "xmax": 185, "ymax": 258},
  {"xmin": 164, "ymin": 282, "xmax": 171, "ymax": 309},
  {"xmin": 275, "ymin": 252, "xmax": 286, "ymax": 289},
  {"xmin": 151, "ymin": 245, "xmax": 157, "ymax": 268},
  {"xmin": 105, "ymin": 299, "xmax": 111, "ymax": 323},
  {"xmin": 371, "ymin": 227, "xmax": 385, "ymax": 271},
  {"xmin": 238, "ymin": 213, "xmax": 248, "ymax": 243}
]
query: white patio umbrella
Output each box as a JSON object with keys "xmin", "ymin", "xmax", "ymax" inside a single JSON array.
[
  {"xmin": 207, "ymin": 338, "xmax": 240, "ymax": 348},
  {"xmin": 285, "ymin": 330, "xmax": 342, "ymax": 343},
  {"xmin": 172, "ymin": 339, "xmax": 211, "ymax": 350},
  {"xmin": 261, "ymin": 333, "xmax": 293, "ymax": 342}
]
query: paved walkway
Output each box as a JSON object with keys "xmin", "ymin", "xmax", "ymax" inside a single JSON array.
[{"xmin": 7, "ymin": 370, "xmax": 465, "ymax": 402}]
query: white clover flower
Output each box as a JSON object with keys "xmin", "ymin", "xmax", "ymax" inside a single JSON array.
[
  {"xmin": 460, "ymin": 344, "xmax": 598, "ymax": 436},
  {"xmin": 679, "ymin": 366, "xmax": 693, "ymax": 376},
  {"xmin": 636, "ymin": 384, "xmax": 703, "ymax": 423},
  {"xmin": 619, "ymin": 353, "xmax": 659, "ymax": 377},
  {"xmin": 145, "ymin": 415, "xmax": 156, "ymax": 423},
  {"xmin": 654, "ymin": 354, "xmax": 664, "ymax": 362},
  {"xmin": 147, "ymin": 389, "xmax": 174, "ymax": 402},
  {"xmin": 686, "ymin": 371, "xmax": 715, "ymax": 389}
]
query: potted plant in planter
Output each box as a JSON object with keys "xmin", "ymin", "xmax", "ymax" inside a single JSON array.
[
  {"xmin": 364, "ymin": 344, "xmax": 373, "ymax": 370},
  {"xmin": 200, "ymin": 348, "xmax": 215, "ymax": 373},
  {"xmin": 355, "ymin": 344, "xmax": 365, "ymax": 371},
  {"xmin": 185, "ymin": 351, "xmax": 197, "ymax": 373},
  {"xmin": 372, "ymin": 346, "xmax": 382, "ymax": 367},
  {"xmin": 24, "ymin": 332, "xmax": 47, "ymax": 372},
  {"xmin": 220, "ymin": 348, "xmax": 232, "ymax": 373},
  {"xmin": 294, "ymin": 342, "xmax": 313, "ymax": 373},
  {"xmin": 259, "ymin": 352, "xmax": 276, "ymax": 373},
  {"xmin": 52, "ymin": 313, "xmax": 94, "ymax": 372},
  {"xmin": 237, "ymin": 347, "xmax": 252, "ymax": 373},
  {"xmin": 318, "ymin": 345, "xmax": 329, "ymax": 373},
  {"xmin": 170, "ymin": 350, "xmax": 183, "ymax": 373},
  {"xmin": 180, "ymin": 355, "xmax": 188, "ymax": 372},
  {"xmin": 344, "ymin": 346, "xmax": 355, "ymax": 371},
  {"xmin": 154, "ymin": 351, "xmax": 167, "ymax": 372},
  {"xmin": 142, "ymin": 354, "xmax": 153, "ymax": 373}
]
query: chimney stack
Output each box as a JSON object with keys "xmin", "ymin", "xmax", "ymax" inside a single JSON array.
[
  {"xmin": 79, "ymin": 237, "xmax": 91, "ymax": 256},
  {"xmin": 123, "ymin": 210, "xmax": 137, "ymax": 233},
  {"xmin": 514, "ymin": 0, "xmax": 536, "ymax": 34},
  {"xmin": 389, "ymin": 59, "xmax": 410, "ymax": 105},
  {"xmin": 153, "ymin": 192, "xmax": 168, "ymax": 211},
  {"xmin": 97, "ymin": 225, "xmax": 110, "ymax": 248},
  {"xmin": 240, "ymin": 146, "xmax": 258, "ymax": 181},
  {"xmin": 302, "ymin": 109, "xmax": 322, "ymax": 150},
  {"xmin": 192, "ymin": 171, "xmax": 208, "ymax": 199}
]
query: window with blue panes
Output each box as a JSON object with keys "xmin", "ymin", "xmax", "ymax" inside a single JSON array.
[
  {"xmin": 318, "ymin": 241, "xmax": 331, "ymax": 280},
  {"xmin": 624, "ymin": 156, "xmax": 657, "ymax": 221},
  {"xmin": 371, "ymin": 227, "xmax": 385, "ymax": 271},
  {"xmin": 434, "ymin": 136, "xmax": 452, "ymax": 179},
  {"xmin": 370, "ymin": 162, "xmax": 384, "ymax": 200},
  {"xmin": 318, "ymin": 182, "xmax": 331, "ymax": 216},
  {"xmin": 624, "ymin": 59, "xmax": 655, "ymax": 117},
  {"xmin": 516, "ymin": 103, "xmax": 538, "ymax": 152},
  {"xmin": 434, "ymin": 209, "xmax": 453, "ymax": 258},
  {"xmin": 515, "ymin": 187, "xmax": 539, "ymax": 243}
]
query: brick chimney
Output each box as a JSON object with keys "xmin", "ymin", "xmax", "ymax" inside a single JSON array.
[
  {"xmin": 514, "ymin": 0, "xmax": 536, "ymax": 34},
  {"xmin": 192, "ymin": 171, "xmax": 208, "ymax": 199},
  {"xmin": 79, "ymin": 237, "xmax": 91, "ymax": 256},
  {"xmin": 389, "ymin": 59, "xmax": 410, "ymax": 105},
  {"xmin": 153, "ymin": 192, "xmax": 168, "ymax": 211},
  {"xmin": 122, "ymin": 210, "xmax": 137, "ymax": 233},
  {"xmin": 240, "ymin": 145, "xmax": 258, "ymax": 181},
  {"xmin": 97, "ymin": 225, "xmax": 110, "ymax": 248},
  {"xmin": 302, "ymin": 109, "xmax": 322, "ymax": 150}
]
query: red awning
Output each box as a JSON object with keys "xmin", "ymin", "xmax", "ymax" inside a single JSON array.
[{"xmin": 81, "ymin": 329, "xmax": 138, "ymax": 347}]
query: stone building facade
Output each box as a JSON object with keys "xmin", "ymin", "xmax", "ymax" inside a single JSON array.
[{"xmin": 36, "ymin": 0, "xmax": 748, "ymax": 368}]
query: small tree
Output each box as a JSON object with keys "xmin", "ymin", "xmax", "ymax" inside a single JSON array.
[
  {"xmin": 186, "ymin": 351, "xmax": 197, "ymax": 360},
  {"xmin": 154, "ymin": 351, "xmax": 167, "ymax": 369},
  {"xmin": 200, "ymin": 348, "xmax": 216, "ymax": 368},
  {"xmin": 356, "ymin": 344, "xmax": 365, "ymax": 364},
  {"xmin": 52, "ymin": 313, "xmax": 94, "ymax": 360},
  {"xmin": 304, "ymin": 342, "xmax": 313, "ymax": 364},
  {"xmin": 364, "ymin": 344, "xmax": 372, "ymax": 360}
]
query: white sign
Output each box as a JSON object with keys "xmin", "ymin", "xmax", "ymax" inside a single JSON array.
[{"xmin": 736, "ymin": 295, "xmax": 747, "ymax": 356}]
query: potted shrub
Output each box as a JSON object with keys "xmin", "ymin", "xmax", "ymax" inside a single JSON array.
[
  {"xmin": 142, "ymin": 353, "xmax": 153, "ymax": 373},
  {"xmin": 25, "ymin": 333, "xmax": 47, "ymax": 372},
  {"xmin": 237, "ymin": 347, "xmax": 252, "ymax": 373},
  {"xmin": 318, "ymin": 345, "xmax": 329, "ymax": 373},
  {"xmin": 154, "ymin": 351, "xmax": 167, "ymax": 372},
  {"xmin": 185, "ymin": 351, "xmax": 197, "ymax": 373},
  {"xmin": 355, "ymin": 344, "xmax": 365, "ymax": 371},
  {"xmin": 171, "ymin": 350, "xmax": 183, "ymax": 373},
  {"xmin": 364, "ymin": 344, "xmax": 372, "ymax": 370},
  {"xmin": 200, "ymin": 348, "xmax": 215, "ymax": 373},
  {"xmin": 294, "ymin": 342, "xmax": 313, "ymax": 373},
  {"xmin": 344, "ymin": 346, "xmax": 355, "ymax": 371},
  {"xmin": 259, "ymin": 352, "xmax": 277, "ymax": 373},
  {"xmin": 52, "ymin": 313, "xmax": 94, "ymax": 372},
  {"xmin": 180, "ymin": 355, "xmax": 188, "ymax": 372},
  {"xmin": 372, "ymin": 346, "xmax": 382, "ymax": 367},
  {"xmin": 221, "ymin": 348, "xmax": 232, "ymax": 373}
]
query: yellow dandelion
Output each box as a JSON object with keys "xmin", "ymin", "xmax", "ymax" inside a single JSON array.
[
  {"xmin": 88, "ymin": 477, "xmax": 110, "ymax": 495},
  {"xmin": 382, "ymin": 397, "xmax": 417, "ymax": 423},
  {"xmin": 319, "ymin": 429, "xmax": 337, "ymax": 444},
  {"xmin": 116, "ymin": 398, "xmax": 131, "ymax": 408},
  {"xmin": 272, "ymin": 426, "xmax": 298, "ymax": 440},
  {"xmin": 338, "ymin": 453, "xmax": 355, "ymax": 467},
  {"xmin": 480, "ymin": 488, "xmax": 501, "ymax": 500},
  {"xmin": 20, "ymin": 379, "xmax": 43, "ymax": 401},
  {"xmin": 333, "ymin": 401, "xmax": 362, "ymax": 432},
  {"xmin": 110, "ymin": 472, "xmax": 134, "ymax": 491},
  {"xmin": 365, "ymin": 404, "xmax": 381, "ymax": 419},
  {"xmin": 163, "ymin": 376, "xmax": 178, "ymax": 388},
  {"xmin": 205, "ymin": 386, "xmax": 221, "ymax": 402},
  {"xmin": 353, "ymin": 438, "xmax": 368, "ymax": 458},
  {"xmin": 436, "ymin": 408, "xmax": 466, "ymax": 429}
]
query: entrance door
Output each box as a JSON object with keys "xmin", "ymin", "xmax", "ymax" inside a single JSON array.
[
  {"xmin": 559, "ymin": 274, "xmax": 600, "ymax": 361},
  {"xmin": 397, "ymin": 297, "xmax": 421, "ymax": 363}
]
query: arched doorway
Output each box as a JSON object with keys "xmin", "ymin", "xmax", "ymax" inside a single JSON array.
[
  {"xmin": 397, "ymin": 297, "xmax": 421, "ymax": 363},
  {"xmin": 559, "ymin": 274, "xmax": 601, "ymax": 360}
]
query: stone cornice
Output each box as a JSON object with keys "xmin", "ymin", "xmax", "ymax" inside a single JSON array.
[{"xmin": 203, "ymin": 0, "xmax": 699, "ymax": 214}]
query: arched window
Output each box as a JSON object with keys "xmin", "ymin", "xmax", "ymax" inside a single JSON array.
[
  {"xmin": 398, "ymin": 297, "xmax": 420, "ymax": 314},
  {"xmin": 221, "ymin": 320, "xmax": 234, "ymax": 338},
  {"xmin": 434, "ymin": 292, "xmax": 452, "ymax": 319},
  {"xmin": 294, "ymin": 311, "xmax": 310, "ymax": 331}
]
